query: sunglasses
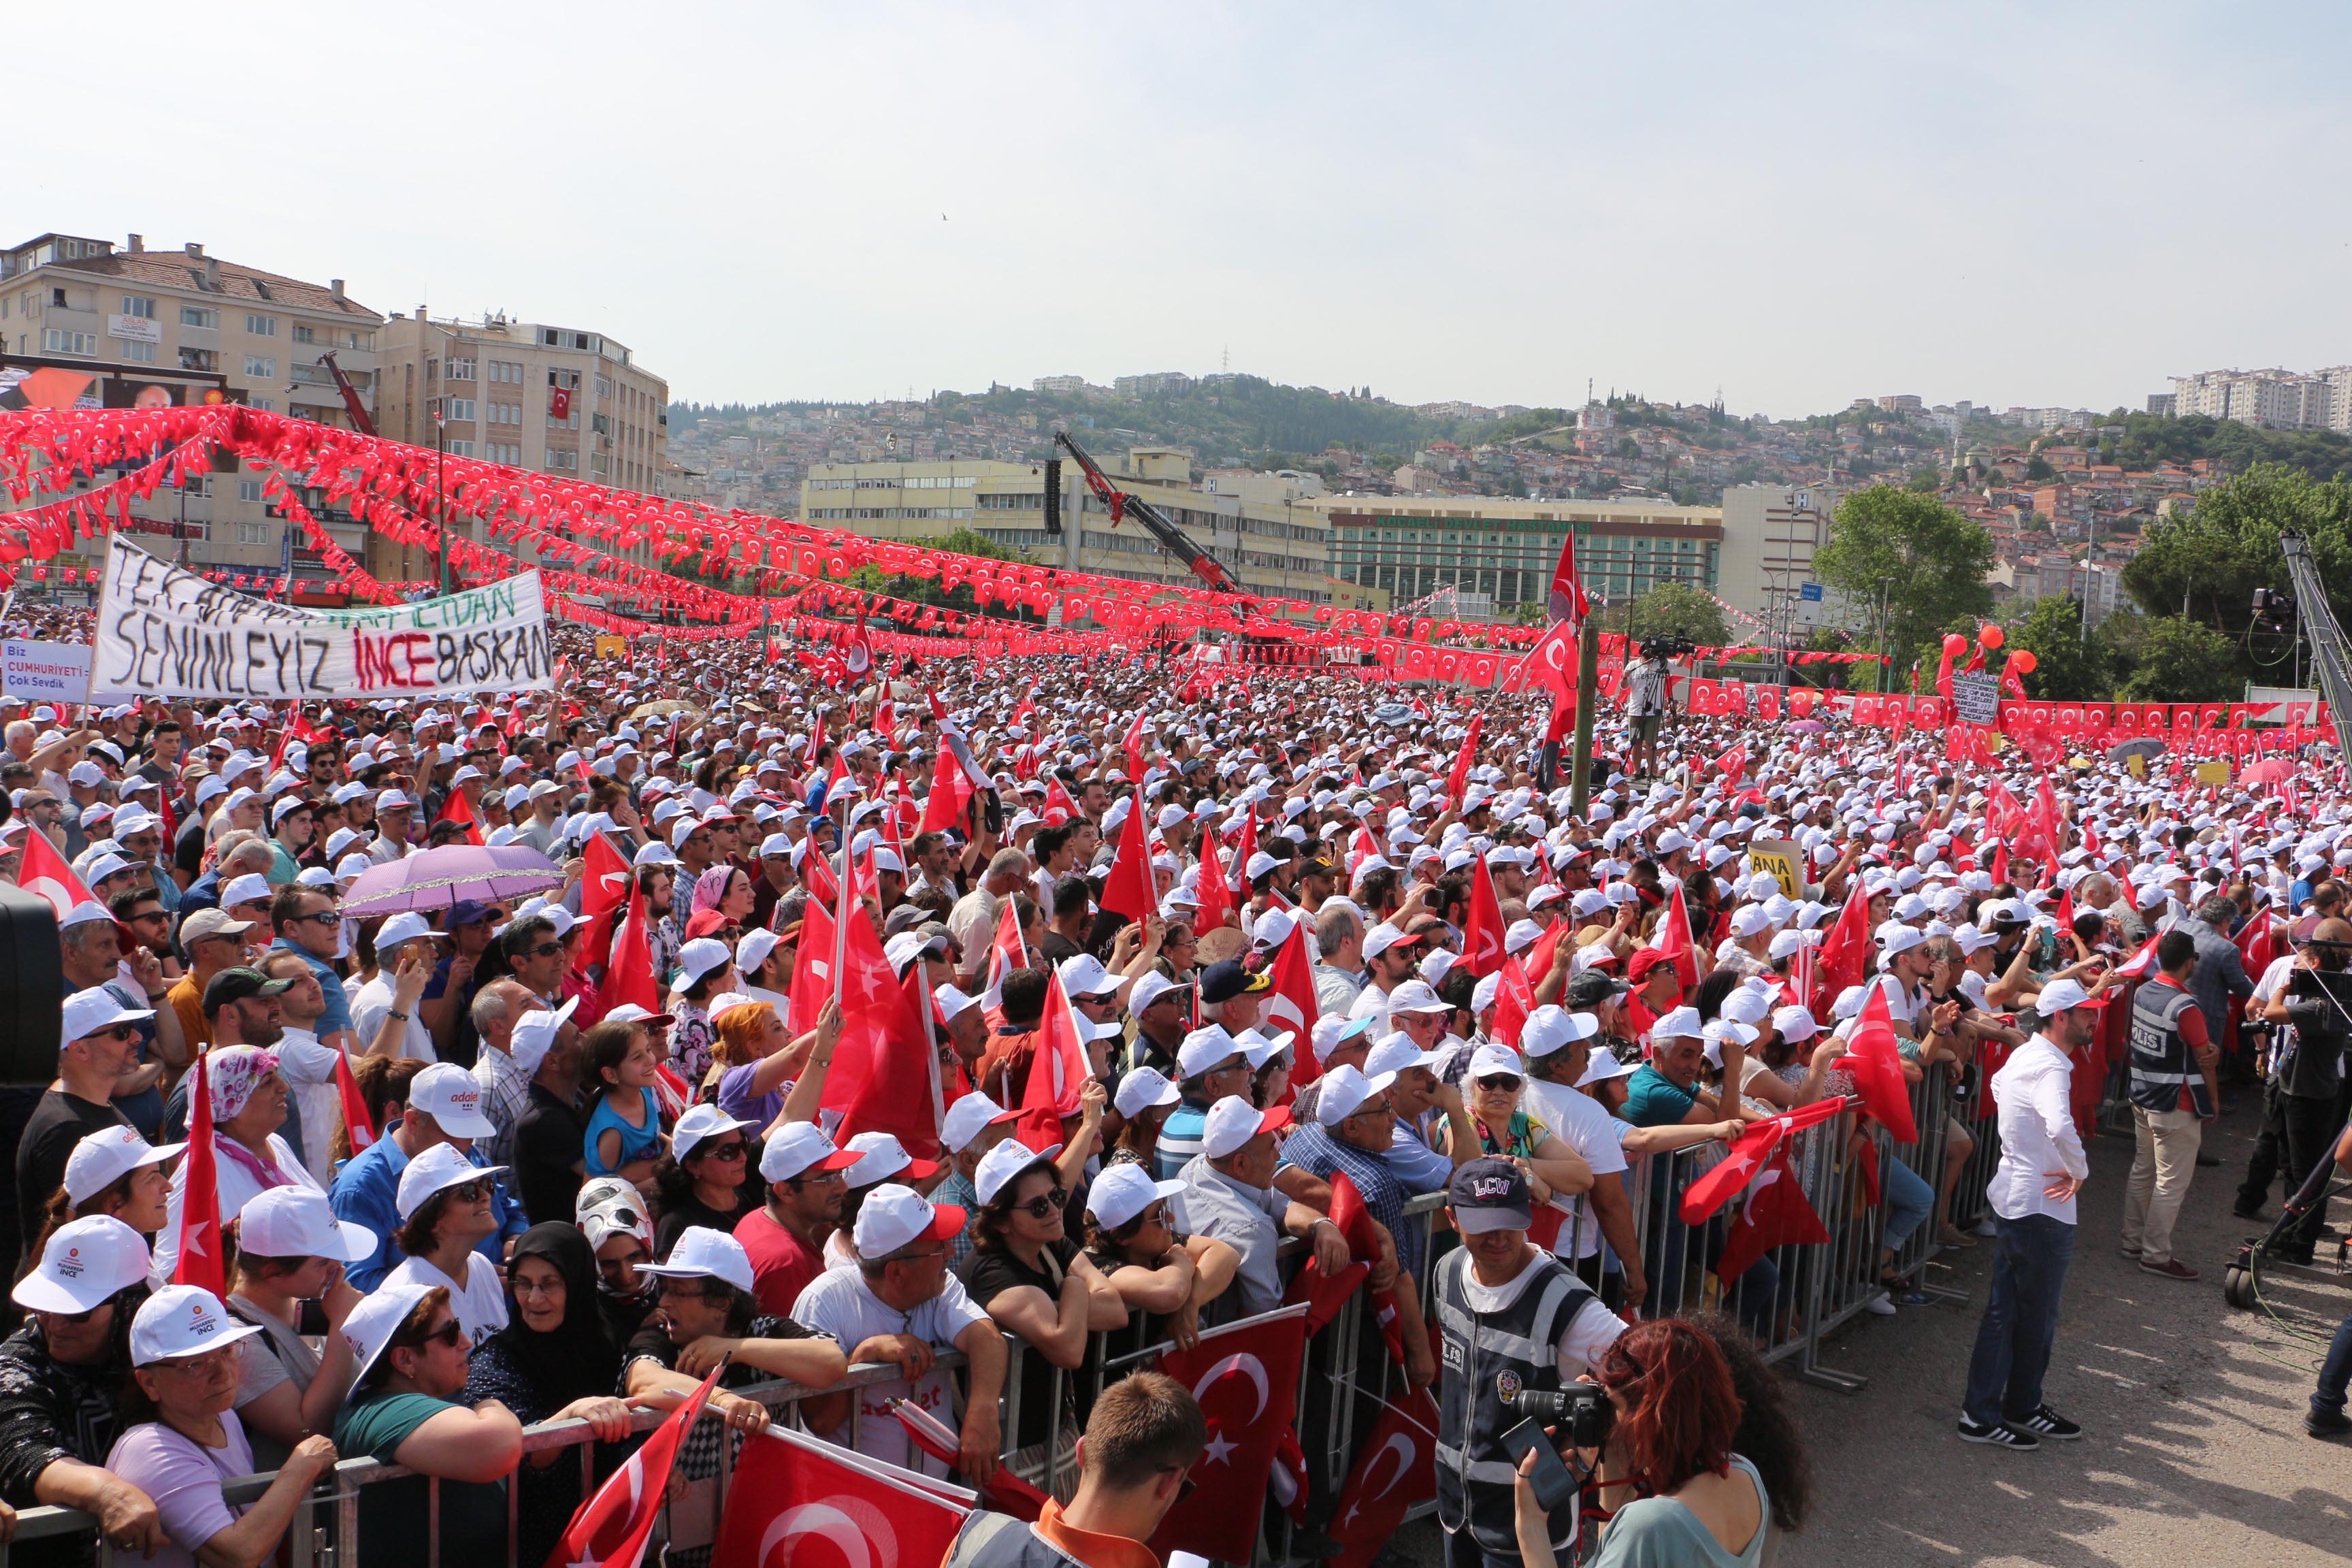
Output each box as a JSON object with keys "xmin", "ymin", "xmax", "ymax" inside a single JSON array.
[
  {"xmin": 444, "ymin": 1177, "xmax": 493, "ymax": 1203},
  {"xmin": 412, "ymin": 1319, "xmax": 466, "ymax": 1350},
  {"xmin": 86, "ymin": 1024, "xmax": 141, "ymax": 1043},
  {"xmin": 693, "ymin": 1140, "xmax": 747, "ymax": 1162},
  {"xmin": 290, "ymin": 911, "xmax": 340, "ymax": 928},
  {"xmin": 1014, "ymin": 1187, "xmax": 1069, "ymax": 1220},
  {"xmin": 1475, "ymin": 1075, "xmax": 1524, "ymax": 1093},
  {"xmin": 524, "ymin": 941, "xmax": 565, "ymax": 960}
]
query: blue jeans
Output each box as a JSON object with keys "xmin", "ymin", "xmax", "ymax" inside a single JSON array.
[
  {"xmin": 1963, "ymin": 1212, "xmax": 2076, "ymax": 1426},
  {"xmin": 1886, "ymin": 1155, "xmax": 1934, "ymax": 1251},
  {"xmin": 2313, "ymin": 1305, "xmax": 2352, "ymax": 1417}
]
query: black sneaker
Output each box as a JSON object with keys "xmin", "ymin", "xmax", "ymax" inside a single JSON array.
[
  {"xmin": 1959, "ymin": 1414, "xmax": 2038, "ymax": 1449},
  {"xmin": 2307, "ymin": 1406, "xmax": 2352, "ymax": 1438},
  {"xmin": 2010, "ymin": 1405, "xmax": 2081, "ymax": 1441}
]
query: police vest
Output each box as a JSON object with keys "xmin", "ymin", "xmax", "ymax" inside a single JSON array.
[
  {"xmin": 1433, "ymin": 1247, "xmax": 1595, "ymax": 1556},
  {"xmin": 2128, "ymin": 979, "xmax": 2211, "ymax": 1117},
  {"xmin": 938, "ymin": 1512, "xmax": 1081, "ymax": 1568}
]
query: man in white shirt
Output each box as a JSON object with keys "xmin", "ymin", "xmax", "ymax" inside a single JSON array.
[
  {"xmin": 1959, "ymin": 976, "xmax": 2102, "ymax": 1451},
  {"xmin": 350, "ymin": 912, "xmax": 447, "ymax": 1063},
  {"xmin": 1518, "ymin": 1006, "xmax": 1644, "ymax": 1311}
]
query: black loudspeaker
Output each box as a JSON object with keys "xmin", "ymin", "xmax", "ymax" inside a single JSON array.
[
  {"xmin": 1042, "ymin": 459, "xmax": 1062, "ymax": 536},
  {"xmin": 0, "ymin": 881, "xmax": 63, "ymax": 1086}
]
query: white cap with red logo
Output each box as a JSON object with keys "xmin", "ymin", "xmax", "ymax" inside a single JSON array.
[
  {"xmin": 131, "ymin": 1284, "xmax": 264, "ymax": 1367},
  {"xmin": 410, "ymin": 1062, "xmax": 496, "ymax": 1138}
]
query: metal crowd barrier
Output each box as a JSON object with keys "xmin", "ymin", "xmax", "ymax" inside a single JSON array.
[{"xmin": 7, "ymin": 1053, "xmax": 2036, "ymax": 1568}]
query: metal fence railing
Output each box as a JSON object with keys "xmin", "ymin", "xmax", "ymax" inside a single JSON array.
[{"xmin": 8, "ymin": 1045, "xmax": 2046, "ymax": 1568}]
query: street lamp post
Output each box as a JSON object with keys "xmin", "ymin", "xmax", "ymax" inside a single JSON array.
[{"xmin": 428, "ymin": 398, "xmax": 449, "ymax": 595}]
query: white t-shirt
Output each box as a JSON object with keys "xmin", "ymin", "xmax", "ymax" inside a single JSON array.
[
  {"xmin": 1873, "ymin": 970, "xmax": 1923, "ymax": 1026},
  {"xmin": 790, "ymin": 1269, "xmax": 990, "ymax": 1477},
  {"xmin": 103, "ymin": 1411, "xmax": 257, "ymax": 1568},
  {"xmin": 1456, "ymin": 1248, "xmax": 1626, "ymax": 1378},
  {"xmin": 1523, "ymin": 1077, "xmax": 1631, "ymax": 1260},
  {"xmin": 351, "ymin": 973, "xmax": 436, "ymax": 1062},
  {"xmin": 387, "ymin": 1251, "xmax": 510, "ymax": 1343}
]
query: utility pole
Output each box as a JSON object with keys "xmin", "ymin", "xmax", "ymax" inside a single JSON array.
[
  {"xmin": 429, "ymin": 398, "xmax": 450, "ymax": 595},
  {"xmin": 1568, "ymin": 611, "xmax": 1601, "ymax": 819}
]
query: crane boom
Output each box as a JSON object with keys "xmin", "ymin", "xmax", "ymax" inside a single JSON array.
[
  {"xmin": 316, "ymin": 352, "xmax": 376, "ymax": 436},
  {"xmin": 1052, "ymin": 431, "xmax": 1243, "ymax": 596},
  {"xmin": 2277, "ymin": 532, "xmax": 2352, "ymax": 748}
]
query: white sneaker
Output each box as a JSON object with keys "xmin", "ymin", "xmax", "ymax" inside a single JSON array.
[
  {"xmin": 1974, "ymin": 1219, "xmax": 1998, "ymax": 1238},
  {"xmin": 1865, "ymin": 1291, "xmax": 1897, "ymax": 1316}
]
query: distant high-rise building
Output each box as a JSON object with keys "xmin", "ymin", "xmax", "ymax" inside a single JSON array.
[
  {"xmin": 1032, "ymin": 374, "xmax": 1085, "ymax": 394},
  {"xmin": 2169, "ymin": 367, "xmax": 2347, "ymax": 431},
  {"xmin": 1112, "ymin": 372, "xmax": 1193, "ymax": 397}
]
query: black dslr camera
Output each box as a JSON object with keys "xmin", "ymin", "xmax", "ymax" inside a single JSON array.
[{"xmin": 1509, "ymin": 1383, "xmax": 1614, "ymax": 1447}]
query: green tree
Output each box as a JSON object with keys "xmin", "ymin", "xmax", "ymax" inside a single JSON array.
[
  {"xmin": 833, "ymin": 526, "xmax": 1034, "ymax": 619},
  {"xmin": 2121, "ymin": 463, "xmax": 2352, "ymax": 647},
  {"xmin": 2002, "ymin": 594, "xmax": 2110, "ymax": 701},
  {"xmin": 1812, "ymin": 485, "xmax": 1995, "ymax": 680},
  {"xmin": 2116, "ymin": 616, "xmax": 2239, "ymax": 702},
  {"xmin": 2024, "ymin": 454, "xmax": 2058, "ymax": 482},
  {"xmin": 1908, "ymin": 467, "xmax": 1942, "ymax": 494},
  {"xmin": 1616, "ymin": 436, "xmax": 1642, "ymax": 460},
  {"xmin": 1623, "ymin": 581, "xmax": 1729, "ymax": 646}
]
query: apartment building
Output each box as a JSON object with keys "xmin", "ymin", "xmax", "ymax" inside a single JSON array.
[
  {"xmin": 0, "ymin": 231, "xmax": 384, "ymax": 593},
  {"xmin": 372, "ymin": 311, "xmax": 670, "ymax": 583},
  {"xmin": 800, "ymin": 446, "xmax": 1346, "ymax": 603},
  {"xmin": 2169, "ymin": 366, "xmax": 2351, "ymax": 431}
]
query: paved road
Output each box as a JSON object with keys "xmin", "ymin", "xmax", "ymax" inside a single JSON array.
[{"xmin": 1389, "ymin": 1101, "xmax": 2352, "ymax": 1567}]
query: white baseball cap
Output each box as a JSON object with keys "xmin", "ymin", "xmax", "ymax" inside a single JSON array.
[
  {"xmin": 63, "ymin": 1126, "xmax": 183, "ymax": 1207},
  {"xmin": 1085, "ymin": 1163, "xmax": 1189, "ymax": 1230},
  {"xmin": 1313, "ymin": 1064, "xmax": 1399, "ymax": 1126},
  {"xmin": 60, "ymin": 986, "xmax": 153, "ymax": 1049},
  {"xmin": 2035, "ymin": 977, "xmax": 2111, "ymax": 1015},
  {"xmin": 758, "ymin": 1123, "xmax": 862, "ymax": 1184},
  {"xmin": 1362, "ymin": 1032, "xmax": 1441, "ymax": 1077},
  {"xmin": 1772, "ymin": 1005, "xmax": 1823, "ymax": 1043},
  {"xmin": 394, "ymin": 1141, "xmax": 504, "ymax": 1221},
  {"xmin": 638, "ymin": 1226, "xmax": 758, "ymax": 1294},
  {"xmin": 1058, "ymin": 953, "xmax": 1116, "ymax": 999},
  {"xmin": 1177, "ymin": 1026, "xmax": 1245, "ymax": 1078},
  {"xmin": 1650, "ymin": 1004, "xmax": 1704, "ymax": 1041},
  {"xmin": 1114, "ymin": 1066, "xmax": 1181, "ymax": 1120},
  {"xmin": 671, "ymin": 1103, "xmax": 755, "ymax": 1162},
  {"xmin": 508, "ymin": 995, "xmax": 581, "ymax": 1079},
  {"xmin": 676, "ymin": 938, "xmax": 733, "ymax": 987},
  {"xmin": 223, "ymin": 873, "xmax": 272, "ymax": 907},
  {"xmin": 1201, "ymin": 1095, "xmax": 1292, "ymax": 1159},
  {"xmin": 935, "ymin": 983, "xmax": 980, "ymax": 1024},
  {"xmin": 1128, "ymin": 972, "xmax": 1183, "ymax": 1016},
  {"xmin": 1386, "ymin": 979, "xmax": 1450, "ymax": 1016},
  {"xmin": 843, "ymin": 1130, "xmax": 938, "ymax": 1188},
  {"xmin": 1467, "ymin": 1043, "xmax": 1525, "ymax": 1082},
  {"xmin": 941, "ymin": 1092, "xmax": 1018, "ymax": 1155},
  {"xmin": 130, "ymin": 1284, "xmax": 265, "ymax": 1367},
  {"xmin": 237, "ymin": 1185, "xmax": 376, "ymax": 1262},
  {"xmin": 852, "ymin": 1183, "xmax": 966, "ymax": 1260},
  {"xmin": 973, "ymin": 1137, "xmax": 1060, "ymax": 1206},
  {"xmin": 736, "ymin": 928, "xmax": 781, "ymax": 977},
  {"xmin": 1519, "ymin": 1006, "xmax": 1599, "ymax": 1059},
  {"xmin": 409, "ymin": 1062, "xmax": 496, "ymax": 1139},
  {"xmin": 340, "ymin": 1280, "xmax": 439, "ymax": 1388},
  {"xmin": 10, "ymin": 1215, "xmax": 150, "ymax": 1314}
]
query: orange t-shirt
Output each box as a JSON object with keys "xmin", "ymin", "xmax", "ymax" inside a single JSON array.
[{"xmin": 1032, "ymin": 1501, "xmax": 1160, "ymax": 1568}]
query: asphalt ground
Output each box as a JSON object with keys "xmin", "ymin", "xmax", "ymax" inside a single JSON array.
[{"xmin": 1389, "ymin": 1098, "xmax": 2352, "ymax": 1567}]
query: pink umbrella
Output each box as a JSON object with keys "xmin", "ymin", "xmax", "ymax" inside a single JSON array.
[
  {"xmin": 2239, "ymin": 757, "xmax": 2296, "ymax": 785},
  {"xmin": 340, "ymin": 844, "xmax": 564, "ymax": 916}
]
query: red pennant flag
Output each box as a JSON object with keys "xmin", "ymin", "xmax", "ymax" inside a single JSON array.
[
  {"xmin": 171, "ymin": 1050, "xmax": 225, "ymax": 1298},
  {"xmin": 1446, "ymin": 712, "xmax": 1482, "ymax": 806},
  {"xmin": 17, "ymin": 826, "xmax": 97, "ymax": 919},
  {"xmin": 1652, "ymin": 877, "xmax": 1695, "ymax": 987},
  {"xmin": 1123, "ymin": 710, "xmax": 1147, "ymax": 782},
  {"xmin": 1192, "ymin": 826, "xmax": 1236, "ymax": 934},
  {"xmin": 985, "ymin": 896, "xmax": 1028, "ymax": 995},
  {"xmin": 1844, "ymin": 984, "xmax": 1918, "ymax": 1143},
  {"xmin": 1460, "ymin": 855, "xmax": 1507, "ymax": 979},
  {"xmin": 1326, "ymin": 1388, "xmax": 1440, "ymax": 1567},
  {"xmin": 553, "ymin": 1358, "xmax": 726, "ymax": 1568},
  {"xmin": 332, "ymin": 1052, "xmax": 376, "ymax": 1154},
  {"xmin": 1490, "ymin": 954, "xmax": 1537, "ymax": 1052},
  {"xmin": 1260, "ymin": 919, "xmax": 1323, "ymax": 1083},
  {"xmin": 1713, "ymin": 1143, "xmax": 1829, "ymax": 1282},
  {"xmin": 595, "ymin": 885, "xmax": 660, "ymax": 1018},
  {"xmin": 1150, "ymin": 1310, "xmax": 1312, "ymax": 1566},
  {"xmin": 1545, "ymin": 532, "xmax": 1590, "ymax": 630},
  {"xmin": 1096, "ymin": 788, "xmax": 1156, "ymax": 923},
  {"xmin": 1019, "ymin": 973, "xmax": 1092, "ymax": 1121}
]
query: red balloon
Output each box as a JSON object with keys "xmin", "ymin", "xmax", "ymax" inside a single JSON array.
[
  {"xmin": 1942, "ymin": 633, "xmax": 1967, "ymax": 659},
  {"xmin": 2009, "ymin": 649, "xmax": 2038, "ymax": 674},
  {"xmin": 1979, "ymin": 623, "xmax": 2005, "ymax": 650}
]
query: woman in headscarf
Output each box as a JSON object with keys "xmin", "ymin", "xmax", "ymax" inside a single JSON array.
[
  {"xmin": 152, "ymin": 1046, "xmax": 319, "ymax": 1280},
  {"xmin": 462, "ymin": 1223, "xmax": 640, "ymax": 1568}
]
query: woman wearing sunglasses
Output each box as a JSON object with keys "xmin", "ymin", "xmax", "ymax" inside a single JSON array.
[
  {"xmin": 384, "ymin": 1143, "xmax": 512, "ymax": 1343},
  {"xmin": 959, "ymin": 1140, "xmax": 1128, "ymax": 1500},
  {"xmin": 1445, "ymin": 1044, "xmax": 1594, "ymax": 1223},
  {"xmin": 1081, "ymin": 1162, "xmax": 1239, "ymax": 1352},
  {"xmin": 651, "ymin": 1104, "xmax": 761, "ymax": 1258},
  {"xmin": 103, "ymin": 1285, "xmax": 340, "ymax": 1568}
]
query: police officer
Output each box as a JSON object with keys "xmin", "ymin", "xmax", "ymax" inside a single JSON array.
[
  {"xmin": 2122, "ymin": 930, "xmax": 2215, "ymax": 1279},
  {"xmin": 1434, "ymin": 1157, "xmax": 1626, "ymax": 1568}
]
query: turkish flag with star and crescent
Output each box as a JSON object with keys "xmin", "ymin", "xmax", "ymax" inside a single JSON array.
[
  {"xmin": 170, "ymin": 1049, "xmax": 225, "ymax": 1298},
  {"xmin": 541, "ymin": 1358, "xmax": 728, "ymax": 1568},
  {"xmin": 1150, "ymin": 1306, "xmax": 1311, "ymax": 1565},
  {"xmin": 1499, "ymin": 619, "xmax": 1578, "ymax": 701},
  {"xmin": 710, "ymin": 1422, "xmax": 970, "ymax": 1568},
  {"xmin": 1326, "ymin": 1387, "xmax": 1441, "ymax": 1567},
  {"xmin": 17, "ymin": 826, "xmax": 96, "ymax": 920},
  {"xmin": 1259, "ymin": 919, "xmax": 1323, "ymax": 1083}
]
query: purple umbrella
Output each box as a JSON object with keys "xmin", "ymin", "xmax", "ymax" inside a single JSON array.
[
  {"xmin": 340, "ymin": 844, "xmax": 565, "ymax": 917},
  {"xmin": 1786, "ymin": 719, "xmax": 1827, "ymax": 732}
]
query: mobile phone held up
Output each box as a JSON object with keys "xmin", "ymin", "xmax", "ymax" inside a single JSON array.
[{"xmin": 1499, "ymin": 1417, "xmax": 1579, "ymax": 1514}]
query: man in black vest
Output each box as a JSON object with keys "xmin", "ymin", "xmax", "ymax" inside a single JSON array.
[
  {"xmin": 2123, "ymin": 930, "xmax": 2217, "ymax": 1280},
  {"xmin": 1434, "ymin": 1157, "xmax": 1624, "ymax": 1568}
]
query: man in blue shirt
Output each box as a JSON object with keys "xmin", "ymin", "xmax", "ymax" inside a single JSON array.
[
  {"xmin": 331, "ymin": 1062, "xmax": 527, "ymax": 1290},
  {"xmin": 1154, "ymin": 1026, "xmax": 1258, "ymax": 1179},
  {"xmin": 267, "ymin": 882, "xmax": 357, "ymax": 1054},
  {"xmin": 1360, "ymin": 1032, "xmax": 1480, "ymax": 1190}
]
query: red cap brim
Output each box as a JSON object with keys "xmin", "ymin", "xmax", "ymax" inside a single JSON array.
[
  {"xmin": 926, "ymin": 1203, "xmax": 968, "ymax": 1240},
  {"xmin": 809, "ymin": 1149, "xmax": 863, "ymax": 1173},
  {"xmin": 902, "ymin": 1156, "xmax": 943, "ymax": 1180}
]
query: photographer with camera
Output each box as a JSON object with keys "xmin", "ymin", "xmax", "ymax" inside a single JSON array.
[
  {"xmin": 1434, "ymin": 1156, "xmax": 1623, "ymax": 1568},
  {"xmin": 1621, "ymin": 642, "xmax": 1672, "ymax": 784},
  {"xmin": 2248, "ymin": 918, "xmax": 2352, "ymax": 1266}
]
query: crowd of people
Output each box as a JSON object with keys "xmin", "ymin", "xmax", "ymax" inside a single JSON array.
[{"xmin": 0, "ymin": 602, "xmax": 2340, "ymax": 1568}]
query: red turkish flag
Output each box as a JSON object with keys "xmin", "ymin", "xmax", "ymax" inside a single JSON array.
[
  {"xmin": 1460, "ymin": 855, "xmax": 1507, "ymax": 979},
  {"xmin": 1712, "ymin": 1143, "xmax": 1829, "ymax": 1283},
  {"xmin": 1041, "ymin": 775, "xmax": 1079, "ymax": 825},
  {"xmin": 549, "ymin": 387, "xmax": 571, "ymax": 419},
  {"xmin": 332, "ymin": 1052, "xmax": 376, "ymax": 1154},
  {"xmin": 1018, "ymin": 972, "xmax": 1091, "ymax": 1121},
  {"xmin": 1545, "ymin": 532, "xmax": 1590, "ymax": 630},
  {"xmin": 595, "ymin": 885, "xmax": 660, "ymax": 1018},
  {"xmin": 917, "ymin": 745, "xmax": 974, "ymax": 835},
  {"xmin": 1714, "ymin": 742, "xmax": 1748, "ymax": 780},
  {"xmin": 1678, "ymin": 1096, "xmax": 1847, "ymax": 1223},
  {"xmin": 1192, "ymin": 826, "xmax": 1236, "ymax": 934},
  {"xmin": 1501, "ymin": 620, "xmax": 1578, "ymax": 700},
  {"xmin": 1651, "ymin": 878, "xmax": 1695, "ymax": 987},
  {"xmin": 1270, "ymin": 921, "xmax": 1326, "ymax": 1081},
  {"xmin": 1489, "ymin": 953, "xmax": 1537, "ymax": 1051},
  {"xmin": 1844, "ymin": 983, "xmax": 1918, "ymax": 1143},
  {"xmin": 817, "ymin": 895, "xmax": 945, "ymax": 1158},
  {"xmin": 171, "ymin": 1050, "xmax": 225, "ymax": 1298},
  {"xmin": 1810, "ymin": 883, "xmax": 1872, "ymax": 1015},
  {"xmin": 1096, "ymin": 787, "xmax": 1155, "ymax": 922},
  {"xmin": 580, "ymin": 831, "xmax": 633, "ymax": 919},
  {"xmin": 887, "ymin": 1399, "xmax": 1048, "ymax": 1522},
  {"xmin": 1326, "ymin": 1388, "xmax": 1439, "ymax": 1565},
  {"xmin": 1151, "ymin": 1309, "xmax": 1311, "ymax": 1566},
  {"xmin": 546, "ymin": 1359, "xmax": 723, "ymax": 1568},
  {"xmin": 432, "ymin": 787, "xmax": 485, "ymax": 847},
  {"xmin": 17, "ymin": 826, "xmax": 96, "ymax": 919},
  {"xmin": 1446, "ymin": 712, "xmax": 1482, "ymax": 805}
]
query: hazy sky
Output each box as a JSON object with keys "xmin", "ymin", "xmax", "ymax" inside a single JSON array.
[{"xmin": 16, "ymin": 3, "xmax": 2349, "ymax": 418}]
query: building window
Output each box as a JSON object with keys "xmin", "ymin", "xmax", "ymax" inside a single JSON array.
[
  {"xmin": 250, "ymin": 397, "xmax": 274, "ymax": 412},
  {"xmin": 244, "ymin": 355, "xmax": 276, "ymax": 379},
  {"xmin": 235, "ymin": 523, "xmax": 271, "ymax": 544},
  {"xmin": 447, "ymin": 440, "xmax": 476, "ymax": 457},
  {"xmin": 40, "ymin": 329, "xmax": 95, "ymax": 357},
  {"xmin": 179, "ymin": 306, "xmax": 218, "ymax": 329},
  {"xmin": 120, "ymin": 340, "xmax": 155, "ymax": 363},
  {"xmin": 447, "ymin": 358, "xmax": 476, "ymax": 381},
  {"xmin": 244, "ymin": 314, "xmax": 277, "ymax": 337},
  {"xmin": 178, "ymin": 346, "xmax": 217, "ymax": 372},
  {"xmin": 446, "ymin": 398, "xmax": 476, "ymax": 421},
  {"xmin": 118, "ymin": 295, "xmax": 156, "ymax": 319},
  {"xmin": 291, "ymin": 324, "xmax": 315, "ymax": 344},
  {"xmin": 239, "ymin": 479, "xmax": 265, "ymax": 503}
]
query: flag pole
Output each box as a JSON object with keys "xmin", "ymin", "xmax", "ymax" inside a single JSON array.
[{"xmin": 1568, "ymin": 612, "xmax": 1601, "ymax": 819}]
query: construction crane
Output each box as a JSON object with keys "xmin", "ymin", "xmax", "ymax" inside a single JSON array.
[
  {"xmin": 1052, "ymin": 431, "xmax": 1243, "ymax": 596},
  {"xmin": 2275, "ymin": 532, "xmax": 2352, "ymax": 747},
  {"xmin": 315, "ymin": 352, "xmax": 376, "ymax": 436}
]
